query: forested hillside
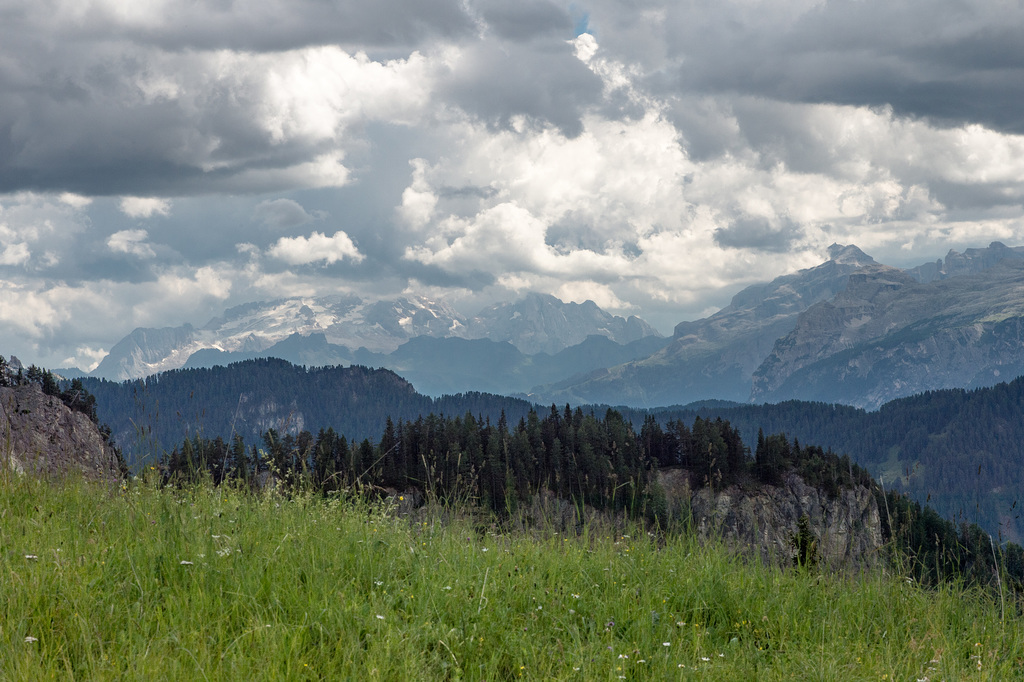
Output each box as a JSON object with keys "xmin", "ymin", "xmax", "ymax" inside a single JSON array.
[
  {"xmin": 76, "ymin": 355, "xmax": 1024, "ymax": 543},
  {"xmin": 81, "ymin": 359, "xmax": 536, "ymax": 468},
  {"xmin": 615, "ymin": 378, "xmax": 1024, "ymax": 542},
  {"xmin": 160, "ymin": 404, "xmax": 1024, "ymax": 591}
]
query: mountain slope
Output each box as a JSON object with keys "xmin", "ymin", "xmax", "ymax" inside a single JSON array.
[
  {"xmin": 81, "ymin": 359, "xmax": 538, "ymax": 467},
  {"xmin": 466, "ymin": 293, "xmax": 660, "ymax": 354},
  {"xmin": 1, "ymin": 381, "xmax": 123, "ymax": 481},
  {"xmin": 534, "ymin": 244, "xmax": 876, "ymax": 406},
  {"xmin": 907, "ymin": 241, "xmax": 1024, "ymax": 283},
  {"xmin": 617, "ymin": 374, "xmax": 1024, "ymax": 543},
  {"xmin": 752, "ymin": 258, "xmax": 1024, "ymax": 408}
]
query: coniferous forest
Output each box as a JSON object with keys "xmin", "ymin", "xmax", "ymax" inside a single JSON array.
[
  {"xmin": 31, "ymin": 355, "xmax": 1019, "ymax": 592},
  {"xmin": 81, "ymin": 358, "xmax": 1024, "ymax": 543},
  {"xmin": 620, "ymin": 380, "xmax": 1024, "ymax": 544},
  {"xmin": 155, "ymin": 397, "xmax": 1024, "ymax": 594}
]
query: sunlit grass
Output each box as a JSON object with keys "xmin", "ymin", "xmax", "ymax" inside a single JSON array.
[{"xmin": 2, "ymin": 472, "xmax": 1021, "ymax": 680}]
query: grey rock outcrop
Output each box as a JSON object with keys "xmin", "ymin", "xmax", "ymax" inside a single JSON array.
[
  {"xmin": 1, "ymin": 383, "xmax": 122, "ymax": 482},
  {"xmin": 659, "ymin": 468, "xmax": 883, "ymax": 568}
]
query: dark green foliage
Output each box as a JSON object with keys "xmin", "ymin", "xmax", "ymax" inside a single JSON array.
[
  {"xmin": 80, "ymin": 359, "xmax": 537, "ymax": 469},
  {"xmin": 160, "ymin": 405, "xmax": 658, "ymax": 519},
  {"xmin": 877, "ymin": 488, "xmax": 1024, "ymax": 592},
  {"xmin": 790, "ymin": 514, "xmax": 819, "ymax": 569},
  {"xmin": 614, "ymin": 376, "xmax": 1024, "ymax": 542}
]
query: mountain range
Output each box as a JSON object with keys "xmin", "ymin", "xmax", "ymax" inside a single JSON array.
[
  {"xmin": 90, "ymin": 293, "xmax": 662, "ymax": 383},
  {"xmin": 537, "ymin": 241, "xmax": 1024, "ymax": 409},
  {"xmin": 79, "ymin": 241, "xmax": 1024, "ymax": 410}
]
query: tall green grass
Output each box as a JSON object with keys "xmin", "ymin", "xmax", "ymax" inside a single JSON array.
[{"xmin": 2, "ymin": 472, "xmax": 1021, "ymax": 680}]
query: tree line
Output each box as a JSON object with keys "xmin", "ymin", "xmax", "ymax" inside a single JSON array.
[
  {"xmin": 2, "ymin": 357, "xmax": 101, "ymax": 426},
  {"xmin": 157, "ymin": 405, "xmax": 1024, "ymax": 592}
]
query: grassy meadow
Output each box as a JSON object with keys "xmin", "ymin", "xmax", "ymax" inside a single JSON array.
[{"xmin": 2, "ymin": 472, "xmax": 1022, "ymax": 680}]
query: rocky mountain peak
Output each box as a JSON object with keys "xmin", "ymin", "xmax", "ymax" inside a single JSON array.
[
  {"xmin": 826, "ymin": 243, "xmax": 876, "ymax": 266},
  {"xmin": 907, "ymin": 241, "xmax": 1024, "ymax": 283}
]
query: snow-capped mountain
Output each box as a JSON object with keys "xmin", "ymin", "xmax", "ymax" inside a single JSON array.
[
  {"xmin": 91, "ymin": 294, "xmax": 662, "ymax": 381},
  {"xmin": 467, "ymin": 293, "xmax": 660, "ymax": 355}
]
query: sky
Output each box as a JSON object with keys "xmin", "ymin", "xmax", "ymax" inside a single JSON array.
[{"xmin": 1, "ymin": 0, "xmax": 1024, "ymax": 370}]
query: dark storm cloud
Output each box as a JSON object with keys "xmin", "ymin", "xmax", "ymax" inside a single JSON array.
[
  {"xmin": 646, "ymin": 0, "xmax": 1024, "ymax": 134},
  {"xmin": 714, "ymin": 217, "xmax": 804, "ymax": 253},
  {"xmin": 442, "ymin": 40, "xmax": 604, "ymax": 138},
  {"xmin": 0, "ymin": 48, "xmax": 272, "ymax": 195},
  {"xmin": 64, "ymin": 0, "xmax": 475, "ymax": 53},
  {"xmin": 474, "ymin": 0, "xmax": 573, "ymax": 42}
]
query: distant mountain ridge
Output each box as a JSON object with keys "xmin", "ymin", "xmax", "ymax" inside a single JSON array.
[
  {"xmin": 533, "ymin": 244, "xmax": 877, "ymax": 406},
  {"xmin": 752, "ymin": 256, "xmax": 1024, "ymax": 408},
  {"xmin": 535, "ymin": 241, "xmax": 1024, "ymax": 409},
  {"xmin": 81, "ymin": 359, "xmax": 540, "ymax": 467},
  {"xmin": 86, "ymin": 241, "xmax": 1024, "ymax": 410},
  {"xmin": 92, "ymin": 293, "xmax": 663, "ymax": 381}
]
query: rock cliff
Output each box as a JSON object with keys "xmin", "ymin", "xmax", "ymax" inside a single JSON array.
[
  {"xmin": 1, "ymin": 383, "xmax": 123, "ymax": 482},
  {"xmin": 659, "ymin": 468, "xmax": 883, "ymax": 568}
]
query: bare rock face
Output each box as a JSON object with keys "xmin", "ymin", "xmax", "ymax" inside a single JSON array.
[
  {"xmin": 1, "ymin": 384, "xmax": 123, "ymax": 482},
  {"xmin": 751, "ymin": 259, "xmax": 1024, "ymax": 408},
  {"xmin": 659, "ymin": 468, "xmax": 883, "ymax": 568}
]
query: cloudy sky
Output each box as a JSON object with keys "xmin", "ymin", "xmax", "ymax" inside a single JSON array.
[{"xmin": 2, "ymin": 0, "xmax": 1024, "ymax": 370}]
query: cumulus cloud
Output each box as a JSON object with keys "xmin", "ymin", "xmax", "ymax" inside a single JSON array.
[
  {"xmin": 253, "ymin": 198, "xmax": 322, "ymax": 229},
  {"xmin": 441, "ymin": 39, "xmax": 603, "ymax": 138},
  {"xmin": 555, "ymin": 281, "xmax": 633, "ymax": 313},
  {"xmin": 0, "ymin": 243, "xmax": 30, "ymax": 266},
  {"xmin": 3, "ymin": 0, "xmax": 1024, "ymax": 365},
  {"xmin": 58, "ymin": 193, "xmax": 93, "ymax": 209},
  {"xmin": 107, "ymin": 229, "xmax": 157, "ymax": 259},
  {"xmin": 268, "ymin": 230, "xmax": 365, "ymax": 265},
  {"xmin": 120, "ymin": 197, "xmax": 171, "ymax": 219}
]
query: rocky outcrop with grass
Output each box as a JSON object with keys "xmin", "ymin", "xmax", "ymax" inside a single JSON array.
[
  {"xmin": 1, "ymin": 383, "xmax": 123, "ymax": 481},
  {"xmin": 658, "ymin": 468, "xmax": 883, "ymax": 568}
]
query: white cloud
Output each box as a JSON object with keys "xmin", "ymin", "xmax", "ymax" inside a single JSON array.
[
  {"xmin": 555, "ymin": 281, "xmax": 633, "ymax": 312},
  {"xmin": 268, "ymin": 230, "xmax": 365, "ymax": 265},
  {"xmin": 64, "ymin": 346, "xmax": 107, "ymax": 372},
  {"xmin": 119, "ymin": 197, "xmax": 171, "ymax": 219},
  {"xmin": 221, "ymin": 153, "xmax": 351, "ymax": 192},
  {"xmin": 3, "ymin": 0, "xmax": 1024, "ymax": 364},
  {"xmin": 107, "ymin": 229, "xmax": 156, "ymax": 258},
  {"xmin": 397, "ymin": 158, "xmax": 438, "ymax": 228},
  {"xmin": 0, "ymin": 243, "xmax": 31, "ymax": 266},
  {"xmin": 260, "ymin": 47, "xmax": 434, "ymax": 143},
  {"xmin": 58, "ymin": 193, "xmax": 93, "ymax": 209},
  {"xmin": 0, "ymin": 280, "xmax": 61, "ymax": 339}
]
